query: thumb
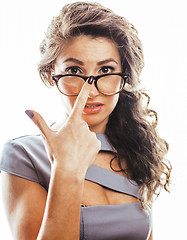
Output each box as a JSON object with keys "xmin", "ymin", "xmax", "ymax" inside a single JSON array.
[{"xmin": 25, "ymin": 110, "xmax": 52, "ymax": 140}]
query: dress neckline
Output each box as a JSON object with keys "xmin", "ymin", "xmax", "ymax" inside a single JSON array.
[
  {"xmin": 95, "ymin": 133, "xmax": 117, "ymax": 153},
  {"xmin": 94, "ymin": 133, "xmax": 125, "ymax": 179},
  {"xmin": 82, "ymin": 134, "xmax": 141, "ymax": 208},
  {"xmin": 84, "ymin": 164, "xmax": 140, "ymax": 206}
]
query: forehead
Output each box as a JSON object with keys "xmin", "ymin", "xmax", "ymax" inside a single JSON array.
[{"xmin": 55, "ymin": 35, "xmax": 121, "ymax": 65}]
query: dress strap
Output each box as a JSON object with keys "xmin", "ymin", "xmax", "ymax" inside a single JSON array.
[
  {"xmin": 85, "ymin": 164, "xmax": 140, "ymax": 199},
  {"xmin": 96, "ymin": 133, "xmax": 117, "ymax": 153}
]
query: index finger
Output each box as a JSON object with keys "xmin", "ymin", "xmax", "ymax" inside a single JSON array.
[{"xmin": 69, "ymin": 76, "xmax": 94, "ymax": 120}]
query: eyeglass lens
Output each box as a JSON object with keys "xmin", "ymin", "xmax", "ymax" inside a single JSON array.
[{"xmin": 57, "ymin": 75, "xmax": 124, "ymax": 95}]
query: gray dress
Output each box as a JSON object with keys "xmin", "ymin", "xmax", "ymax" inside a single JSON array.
[{"xmin": 0, "ymin": 133, "xmax": 152, "ymax": 240}]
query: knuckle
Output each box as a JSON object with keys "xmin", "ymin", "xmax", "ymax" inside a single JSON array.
[
  {"xmin": 96, "ymin": 139, "xmax": 101, "ymax": 150},
  {"xmin": 80, "ymin": 121, "xmax": 89, "ymax": 131},
  {"xmin": 90, "ymin": 132, "xmax": 101, "ymax": 150},
  {"xmin": 90, "ymin": 131, "xmax": 96, "ymax": 139}
]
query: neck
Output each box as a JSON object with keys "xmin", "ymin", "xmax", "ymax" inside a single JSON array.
[
  {"xmin": 88, "ymin": 123, "xmax": 106, "ymax": 134},
  {"xmin": 88, "ymin": 117, "xmax": 108, "ymax": 133}
]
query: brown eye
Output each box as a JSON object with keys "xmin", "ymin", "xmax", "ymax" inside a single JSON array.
[
  {"xmin": 65, "ymin": 66, "xmax": 82, "ymax": 74},
  {"xmin": 100, "ymin": 66, "xmax": 114, "ymax": 74}
]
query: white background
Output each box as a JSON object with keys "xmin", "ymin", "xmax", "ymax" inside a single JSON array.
[{"xmin": 0, "ymin": 0, "xmax": 186, "ymax": 239}]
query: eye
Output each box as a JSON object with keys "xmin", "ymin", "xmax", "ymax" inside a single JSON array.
[
  {"xmin": 65, "ymin": 66, "xmax": 82, "ymax": 74},
  {"xmin": 99, "ymin": 66, "xmax": 114, "ymax": 74}
]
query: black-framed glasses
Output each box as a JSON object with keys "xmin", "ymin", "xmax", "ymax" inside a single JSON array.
[{"xmin": 52, "ymin": 73, "xmax": 129, "ymax": 96}]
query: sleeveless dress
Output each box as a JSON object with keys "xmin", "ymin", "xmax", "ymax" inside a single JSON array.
[{"xmin": 0, "ymin": 133, "xmax": 152, "ymax": 240}]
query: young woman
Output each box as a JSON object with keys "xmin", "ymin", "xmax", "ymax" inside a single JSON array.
[{"xmin": 0, "ymin": 2, "xmax": 171, "ymax": 240}]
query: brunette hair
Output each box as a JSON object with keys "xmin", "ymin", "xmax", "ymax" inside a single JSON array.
[{"xmin": 38, "ymin": 1, "xmax": 171, "ymax": 208}]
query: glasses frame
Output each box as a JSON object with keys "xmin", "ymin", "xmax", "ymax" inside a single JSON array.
[{"xmin": 52, "ymin": 73, "xmax": 129, "ymax": 96}]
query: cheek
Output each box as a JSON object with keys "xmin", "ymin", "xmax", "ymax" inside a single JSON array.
[
  {"xmin": 108, "ymin": 95, "xmax": 119, "ymax": 111},
  {"xmin": 104, "ymin": 94, "xmax": 119, "ymax": 117}
]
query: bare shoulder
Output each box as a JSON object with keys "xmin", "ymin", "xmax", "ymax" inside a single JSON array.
[{"xmin": 1, "ymin": 172, "xmax": 47, "ymax": 240}]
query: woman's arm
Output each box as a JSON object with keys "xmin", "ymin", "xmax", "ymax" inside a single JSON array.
[
  {"xmin": 148, "ymin": 229, "xmax": 153, "ymax": 240},
  {"xmin": 37, "ymin": 167, "xmax": 85, "ymax": 240},
  {"xmin": 1, "ymin": 169, "xmax": 84, "ymax": 240},
  {"xmin": 1, "ymin": 172, "xmax": 47, "ymax": 240}
]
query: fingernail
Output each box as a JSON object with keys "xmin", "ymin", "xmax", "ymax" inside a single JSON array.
[
  {"xmin": 25, "ymin": 110, "xmax": 34, "ymax": 119},
  {"xmin": 88, "ymin": 76, "xmax": 94, "ymax": 84}
]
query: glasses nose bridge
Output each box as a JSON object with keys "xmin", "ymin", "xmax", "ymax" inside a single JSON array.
[
  {"xmin": 86, "ymin": 75, "xmax": 99, "ymax": 97},
  {"xmin": 87, "ymin": 75, "xmax": 96, "ymax": 81},
  {"xmin": 86, "ymin": 75, "xmax": 98, "ymax": 87}
]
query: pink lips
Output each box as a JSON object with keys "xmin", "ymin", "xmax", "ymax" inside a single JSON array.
[{"xmin": 83, "ymin": 102, "xmax": 104, "ymax": 114}]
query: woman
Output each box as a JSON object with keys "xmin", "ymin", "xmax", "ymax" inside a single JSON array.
[{"xmin": 0, "ymin": 2, "xmax": 171, "ymax": 239}]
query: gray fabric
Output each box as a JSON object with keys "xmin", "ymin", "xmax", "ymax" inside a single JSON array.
[
  {"xmin": 80, "ymin": 203, "xmax": 151, "ymax": 240},
  {"xmin": 0, "ymin": 133, "xmax": 152, "ymax": 240},
  {"xmin": 85, "ymin": 165, "xmax": 140, "ymax": 199}
]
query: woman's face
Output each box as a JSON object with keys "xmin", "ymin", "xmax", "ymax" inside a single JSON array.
[{"xmin": 53, "ymin": 35, "xmax": 122, "ymax": 133}]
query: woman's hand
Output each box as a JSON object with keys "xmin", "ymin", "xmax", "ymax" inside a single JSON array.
[{"xmin": 25, "ymin": 79, "xmax": 101, "ymax": 177}]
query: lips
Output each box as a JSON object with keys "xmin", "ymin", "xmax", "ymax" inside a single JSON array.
[
  {"xmin": 85, "ymin": 102, "xmax": 104, "ymax": 107},
  {"xmin": 85, "ymin": 105, "xmax": 101, "ymax": 108},
  {"xmin": 83, "ymin": 102, "xmax": 104, "ymax": 114}
]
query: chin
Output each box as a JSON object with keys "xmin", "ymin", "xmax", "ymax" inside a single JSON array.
[{"xmin": 82, "ymin": 113, "xmax": 109, "ymax": 132}]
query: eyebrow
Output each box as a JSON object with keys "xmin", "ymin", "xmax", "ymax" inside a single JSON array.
[
  {"xmin": 63, "ymin": 57, "xmax": 118, "ymax": 65},
  {"xmin": 63, "ymin": 58, "xmax": 84, "ymax": 65}
]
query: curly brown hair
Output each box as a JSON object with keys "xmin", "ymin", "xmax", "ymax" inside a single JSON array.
[{"xmin": 38, "ymin": 1, "xmax": 171, "ymax": 208}]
